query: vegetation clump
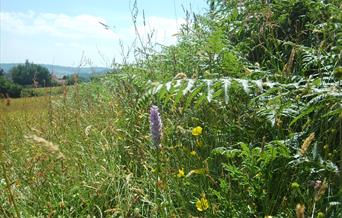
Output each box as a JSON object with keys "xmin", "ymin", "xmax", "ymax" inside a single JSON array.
[{"xmin": 0, "ymin": 0, "xmax": 341, "ymax": 217}]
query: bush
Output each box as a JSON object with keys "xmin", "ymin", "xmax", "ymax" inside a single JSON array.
[{"xmin": 0, "ymin": 75, "xmax": 22, "ymax": 98}]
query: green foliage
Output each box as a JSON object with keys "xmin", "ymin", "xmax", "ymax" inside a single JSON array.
[
  {"xmin": 210, "ymin": 0, "xmax": 342, "ymax": 77},
  {"xmin": 0, "ymin": 71, "xmax": 22, "ymax": 98},
  {"xmin": 10, "ymin": 60, "xmax": 52, "ymax": 86},
  {"xmin": 101, "ymin": 0, "xmax": 341, "ymax": 216},
  {"xmin": 1, "ymin": 0, "xmax": 342, "ymax": 217}
]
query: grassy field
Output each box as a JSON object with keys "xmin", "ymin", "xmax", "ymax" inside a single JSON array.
[
  {"xmin": 1, "ymin": 0, "xmax": 341, "ymax": 217},
  {"xmin": 0, "ymin": 78, "xmax": 340, "ymax": 217},
  {"xmin": 20, "ymin": 85, "xmax": 72, "ymax": 98},
  {"xmin": 0, "ymin": 96, "xmax": 51, "ymax": 146},
  {"xmin": 1, "ymin": 85, "xmax": 154, "ymax": 217},
  {"xmin": 0, "ymin": 96, "xmax": 50, "ymax": 114}
]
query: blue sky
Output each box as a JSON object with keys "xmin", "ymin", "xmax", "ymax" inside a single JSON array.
[{"xmin": 0, "ymin": 0, "xmax": 208, "ymax": 67}]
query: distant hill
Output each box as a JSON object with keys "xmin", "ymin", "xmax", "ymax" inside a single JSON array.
[{"xmin": 0, "ymin": 63, "xmax": 112, "ymax": 78}]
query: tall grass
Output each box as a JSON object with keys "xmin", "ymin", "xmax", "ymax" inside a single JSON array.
[{"xmin": 1, "ymin": 0, "xmax": 341, "ymax": 217}]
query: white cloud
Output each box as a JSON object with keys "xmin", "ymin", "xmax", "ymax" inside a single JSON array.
[
  {"xmin": 132, "ymin": 16, "xmax": 185, "ymax": 45},
  {"xmin": 0, "ymin": 11, "xmax": 186, "ymax": 66},
  {"xmin": 0, "ymin": 11, "xmax": 118, "ymax": 40},
  {"xmin": 0, "ymin": 11, "xmax": 184, "ymax": 44}
]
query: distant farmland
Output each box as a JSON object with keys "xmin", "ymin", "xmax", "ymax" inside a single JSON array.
[{"xmin": 0, "ymin": 63, "xmax": 111, "ymax": 78}]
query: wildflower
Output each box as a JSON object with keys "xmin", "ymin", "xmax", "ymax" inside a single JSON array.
[
  {"xmin": 291, "ymin": 182, "xmax": 300, "ymax": 190},
  {"xmin": 177, "ymin": 168, "xmax": 185, "ymax": 178},
  {"xmin": 150, "ymin": 105, "xmax": 162, "ymax": 148},
  {"xmin": 196, "ymin": 194, "xmax": 209, "ymax": 212},
  {"xmin": 190, "ymin": 150, "xmax": 197, "ymax": 156},
  {"xmin": 192, "ymin": 126, "xmax": 202, "ymax": 136}
]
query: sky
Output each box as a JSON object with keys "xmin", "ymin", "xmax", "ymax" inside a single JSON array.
[{"xmin": 0, "ymin": 0, "xmax": 208, "ymax": 67}]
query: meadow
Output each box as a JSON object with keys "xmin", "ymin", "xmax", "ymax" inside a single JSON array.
[{"xmin": 1, "ymin": 0, "xmax": 341, "ymax": 217}]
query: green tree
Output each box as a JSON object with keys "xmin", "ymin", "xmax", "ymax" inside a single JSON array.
[
  {"xmin": 10, "ymin": 60, "xmax": 52, "ymax": 86},
  {"xmin": 0, "ymin": 69, "xmax": 22, "ymax": 98}
]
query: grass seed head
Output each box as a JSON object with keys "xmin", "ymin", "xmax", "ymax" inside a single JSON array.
[
  {"xmin": 25, "ymin": 134, "xmax": 65, "ymax": 159},
  {"xmin": 300, "ymin": 132, "xmax": 315, "ymax": 155},
  {"xmin": 296, "ymin": 203, "xmax": 305, "ymax": 218}
]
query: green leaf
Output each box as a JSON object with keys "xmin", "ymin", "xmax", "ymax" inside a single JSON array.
[
  {"xmin": 184, "ymin": 84, "xmax": 204, "ymax": 109},
  {"xmin": 290, "ymin": 104, "xmax": 325, "ymax": 126}
]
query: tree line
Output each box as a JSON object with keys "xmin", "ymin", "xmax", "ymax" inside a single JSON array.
[
  {"xmin": 0, "ymin": 60, "xmax": 81, "ymax": 98},
  {"xmin": 0, "ymin": 60, "xmax": 53, "ymax": 98}
]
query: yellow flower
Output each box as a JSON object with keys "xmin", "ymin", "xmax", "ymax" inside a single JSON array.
[
  {"xmin": 196, "ymin": 195, "xmax": 209, "ymax": 212},
  {"xmin": 192, "ymin": 126, "xmax": 202, "ymax": 136},
  {"xmin": 177, "ymin": 168, "xmax": 185, "ymax": 177},
  {"xmin": 190, "ymin": 150, "xmax": 197, "ymax": 156}
]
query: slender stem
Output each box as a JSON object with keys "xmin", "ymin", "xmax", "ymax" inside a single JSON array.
[
  {"xmin": 2, "ymin": 164, "xmax": 20, "ymax": 218},
  {"xmin": 155, "ymin": 148, "xmax": 161, "ymax": 212},
  {"xmin": 311, "ymin": 202, "xmax": 316, "ymax": 218}
]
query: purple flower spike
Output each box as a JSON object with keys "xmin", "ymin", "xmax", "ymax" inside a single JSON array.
[{"xmin": 150, "ymin": 105, "xmax": 162, "ymax": 148}]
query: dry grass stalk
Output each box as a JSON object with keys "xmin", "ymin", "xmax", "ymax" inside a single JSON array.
[
  {"xmin": 315, "ymin": 179, "xmax": 328, "ymax": 202},
  {"xmin": 300, "ymin": 132, "xmax": 315, "ymax": 155},
  {"xmin": 296, "ymin": 203, "xmax": 305, "ymax": 218},
  {"xmin": 30, "ymin": 127, "xmax": 42, "ymax": 135},
  {"xmin": 174, "ymin": 72, "xmax": 187, "ymax": 80},
  {"xmin": 283, "ymin": 47, "xmax": 296, "ymax": 74},
  {"xmin": 63, "ymin": 83, "xmax": 68, "ymax": 102},
  {"xmin": 25, "ymin": 134, "xmax": 65, "ymax": 159},
  {"xmin": 5, "ymin": 93, "xmax": 11, "ymax": 106}
]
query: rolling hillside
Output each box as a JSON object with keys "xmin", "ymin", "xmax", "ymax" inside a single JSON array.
[{"xmin": 0, "ymin": 63, "xmax": 111, "ymax": 77}]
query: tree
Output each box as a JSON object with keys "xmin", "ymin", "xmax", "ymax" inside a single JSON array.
[
  {"xmin": 0, "ymin": 68, "xmax": 4, "ymax": 76},
  {"xmin": 0, "ymin": 71, "xmax": 22, "ymax": 98},
  {"xmin": 10, "ymin": 60, "xmax": 52, "ymax": 86}
]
